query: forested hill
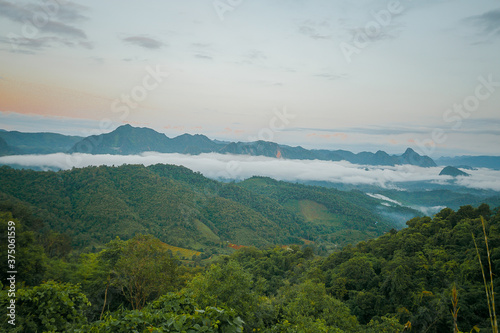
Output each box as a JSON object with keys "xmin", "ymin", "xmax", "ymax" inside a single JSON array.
[
  {"xmin": 0, "ymin": 164, "xmax": 413, "ymax": 251},
  {"xmin": 0, "ymin": 192, "xmax": 498, "ymax": 331}
]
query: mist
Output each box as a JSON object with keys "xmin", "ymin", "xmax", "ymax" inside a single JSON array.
[{"xmin": 1, "ymin": 152, "xmax": 500, "ymax": 192}]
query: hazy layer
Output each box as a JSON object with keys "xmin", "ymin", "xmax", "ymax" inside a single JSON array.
[{"xmin": 1, "ymin": 152, "xmax": 499, "ymax": 192}]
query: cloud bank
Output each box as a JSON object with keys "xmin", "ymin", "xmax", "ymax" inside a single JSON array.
[
  {"xmin": 1, "ymin": 152, "xmax": 500, "ymax": 191},
  {"xmin": 122, "ymin": 36, "xmax": 165, "ymax": 49}
]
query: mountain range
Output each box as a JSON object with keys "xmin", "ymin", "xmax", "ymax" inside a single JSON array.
[
  {"xmin": 436, "ymin": 155, "xmax": 500, "ymax": 170},
  {"xmin": 0, "ymin": 130, "xmax": 82, "ymax": 154},
  {"xmin": 1, "ymin": 125, "xmax": 438, "ymax": 167}
]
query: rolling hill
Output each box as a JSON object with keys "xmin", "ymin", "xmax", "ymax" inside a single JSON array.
[{"xmin": 0, "ymin": 163, "xmax": 413, "ymax": 252}]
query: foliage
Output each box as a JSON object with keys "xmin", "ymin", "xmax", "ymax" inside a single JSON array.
[
  {"xmin": 0, "ymin": 212, "xmax": 46, "ymax": 286},
  {"xmin": 187, "ymin": 259, "xmax": 262, "ymax": 330},
  {"xmin": 273, "ymin": 280, "xmax": 360, "ymax": 332},
  {"xmin": 0, "ymin": 164, "xmax": 398, "ymax": 251},
  {"xmin": 110, "ymin": 235, "xmax": 180, "ymax": 310},
  {"xmin": 319, "ymin": 205, "xmax": 500, "ymax": 332},
  {"xmin": 77, "ymin": 292, "xmax": 244, "ymax": 333},
  {"xmin": 1, "ymin": 164, "xmax": 500, "ymax": 332},
  {"xmin": 0, "ymin": 280, "xmax": 90, "ymax": 332}
]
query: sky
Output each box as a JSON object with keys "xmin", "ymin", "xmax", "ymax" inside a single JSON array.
[{"xmin": 0, "ymin": 0, "xmax": 499, "ymax": 157}]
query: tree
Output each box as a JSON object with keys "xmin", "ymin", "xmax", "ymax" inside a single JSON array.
[
  {"xmin": 187, "ymin": 259, "xmax": 262, "ymax": 330},
  {"xmin": 0, "ymin": 212, "xmax": 46, "ymax": 286},
  {"xmin": 275, "ymin": 280, "xmax": 360, "ymax": 332},
  {"xmin": 111, "ymin": 234, "xmax": 180, "ymax": 310},
  {"xmin": 0, "ymin": 280, "xmax": 90, "ymax": 332},
  {"xmin": 365, "ymin": 316, "xmax": 404, "ymax": 333}
]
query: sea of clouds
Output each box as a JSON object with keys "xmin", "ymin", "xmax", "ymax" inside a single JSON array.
[{"xmin": 1, "ymin": 152, "xmax": 500, "ymax": 192}]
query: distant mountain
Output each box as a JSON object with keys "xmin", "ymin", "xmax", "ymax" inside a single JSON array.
[
  {"xmin": 69, "ymin": 124, "xmax": 173, "ymax": 154},
  {"xmin": 436, "ymin": 155, "xmax": 500, "ymax": 170},
  {"xmin": 0, "ymin": 137, "xmax": 16, "ymax": 156},
  {"xmin": 0, "ymin": 130, "xmax": 83, "ymax": 154},
  {"xmin": 68, "ymin": 124, "xmax": 228, "ymax": 155},
  {"xmin": 0, "ymin": 125, "xmax": 436, "ymax": 167},
  {"xmin": 439, "ymin": 166, "xmax": 470, "ymax": 177},
  {"xmin": 398, "ymin": 148, "xmax": 436, "ymax": 167},
  {"xmin": 219, "ymin": 141, "xmax": 283, "ymax": 158},
  {"xmin": 170, "ymin": 133, "xmax": 224, "ymax": 154},
  {"xmin": 68, "ymin": 125, "xmax": 436, "ymax": 167},
  {"xmin": 308, "ymin": 147, "xmax": 436, "ymax": 167}
]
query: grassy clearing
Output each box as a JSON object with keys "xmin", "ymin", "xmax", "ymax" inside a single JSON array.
[
  {"xmin": 194, "ymin": 219, "xmax": 220, "ymax": 242},
  {"xmin": 159, "ymin": 242, "xmax": 201, "ymax": 259},
  {"xmin": 285, "ymin": 199, "xmax": 338, "ymax": 224}
]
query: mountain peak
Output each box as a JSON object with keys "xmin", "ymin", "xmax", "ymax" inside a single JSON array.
[
  {"xmin": 403, "ymin": 147, "xmax": 417, "ymax": 155},
  {"xmin": 115, "ymin": 124, "xmax": 133, "ymax": 131},
  {"xmin": 439, "ymin": 166, "xmax": 470, "ymax": 177},
  {"xmin": 398, "ymin": 147, "xmax": 436, "ymax": 167}
]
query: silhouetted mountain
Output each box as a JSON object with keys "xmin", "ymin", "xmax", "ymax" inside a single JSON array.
[
  {"xmin": 398, "ymin": 148, "xmax": 436, "ymax": 167},
  {"xmin": 69, "ymin": 124, "xmax": 171, "ymax": 154},
  {"xmin": 170, "ymin": 133, "xmax": 225, "ymax": 154},
  {"xmin": 0, "ymin": 130, "xmax": 82, "ymax": 154},
  {"xmin": 69, "ymin": 125, "xmax": 227, "ymax": 155},
  {"xmin": 308, "ymin": 147, "xmax": 436, "ymax": 167},
  {"xmin": 0, "ymin": 137, "xmax": 17, "ymax": 156},
  {"xmin": 4, "ymin": 125, "xmax": 437, "ymax": 167},
  {"xmin": 436, "ymin": 155, "xmax": 500, "ymax": 170},
  {"xmin": 439, "ymin": 166, "xmax": 470, "ymax": 177},
  {"xmin": 219, "ymin": 141, "xmax": 281, "ymax": 157}
]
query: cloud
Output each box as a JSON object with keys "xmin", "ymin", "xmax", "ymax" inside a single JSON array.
[
  {"xmin": 284, "ymin": 125, "xmax": 430, "ymax": 136},
  {"xmin": 2, "ymin": 152, "xmax": 500, "ymax": 191},
  {"xmin": 465, "ymin": 9, "xmax": 500, "ymax": 36},
  {"xmin": 53, "ymin": 1, "xmax": 89, "ymax": 22},
  {"xmin": 366, "ymin": 193, "xmax": 403, "ymax": 205},
  {"xmin": 0, "ymin": 111, "xmax": 109, "ymax": 136},
  {"xmin": 42, "ymin": 21, "xmax": 87, "ymax": 39},
  {"xmin": 122, "ymin": 36, "xmax": 164, "ymax": 49},
  {"xmin": 314, "ymin": 72, "xmax": 347, "ymax": 80},
  {"xmin": 298, "ymin": 25, "xmax": 331, "ymax": 40},
  {"xmin": 194, "ymin": 54, "xmax": 213, "ymax": 60},
  {"xmin": 347, "ymin": 26, "xmax": 400, "ymax": 43},
  {"xmin": 285, "ymin": 122, "xmax": 500, "ymax": 138},
  {"xmin": 455, "ymin": 169, "xmax": 500, "ymax": 191},
  {"xmin": 0, "ymin": 0, "xmax": 89, "ymax": 23},
  {"xmin": 0, "ymin": 0, "xmax": 90, "ymax": 52},
  {"xmin": 307, "ymin": 132, "xmax": 348, "ymax": 140},
  {"xmin": 191, "ymin": 42, "xmax": 211, "ymax": 48},
  {"xmin": 296, "ymin": 18, "xmax": 334, "ymax": 40},
  {"xmin": 235, "ymin": 50, "xmax": 268, "ymax": 67},
  {"xmin": 0, "ymin": 0, "xmax": 29, "ymax": 21},
  {"xmin": 4, "ymin": 35, "xmax": 93, "ymax": 51}
]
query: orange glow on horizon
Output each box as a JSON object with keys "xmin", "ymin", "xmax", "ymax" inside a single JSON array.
[{"xmin": 0, "ymin": 78, "xmax": 115, "ymax": 120}]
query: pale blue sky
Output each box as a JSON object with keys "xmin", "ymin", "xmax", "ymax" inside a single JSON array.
[{"xmin": 0, "ymin": 0, "xmax": 499, "ymax": 157}]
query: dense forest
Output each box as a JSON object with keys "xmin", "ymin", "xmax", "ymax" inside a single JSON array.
[
  {"xmin": 0, "ymin": 164, "xmax": 417, "ymax": 253},
  {"xmin": 1, "ymin": 164, "xmax": 499, "ymax": 332},
  {"xmin": 1, "ymin": 192, "xmax": 499, "ymax": 331}
]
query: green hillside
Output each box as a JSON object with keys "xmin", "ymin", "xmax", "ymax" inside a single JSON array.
[
  {"xmin": 237, "ymin": 177, "xmax": 409, "ymax": 251},
  {"xmin": 0, "ymin": 164, "xmax": 400, "ymax": 252},
  {"xmin": 1, "ymin": 194, "xmax": 498, "ymax": 332}
]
